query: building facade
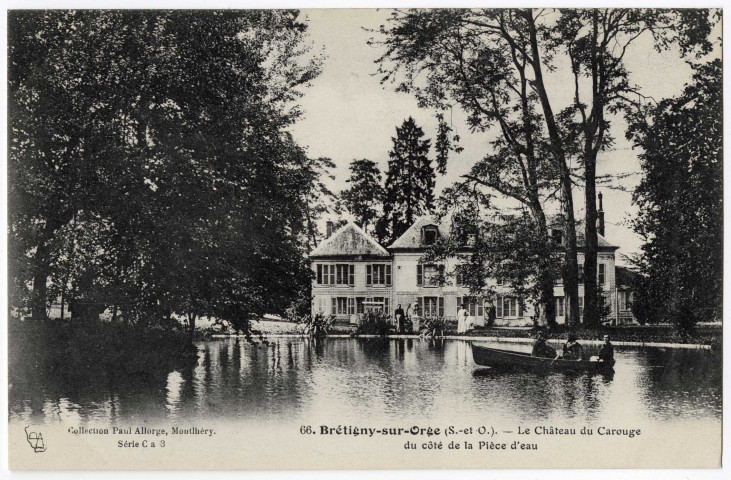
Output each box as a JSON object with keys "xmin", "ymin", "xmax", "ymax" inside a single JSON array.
[{"xmin": 310, "ymin": 214, "xmax": 635, "ymax": 326}]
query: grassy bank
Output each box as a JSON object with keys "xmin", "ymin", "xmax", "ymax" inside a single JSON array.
[{"xmin": 234, "ymin": 319, "xmax": 721, "ymax": 348}]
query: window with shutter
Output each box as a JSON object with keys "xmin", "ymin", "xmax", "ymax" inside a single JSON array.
[
  {"xmin": 417, "ymin": 297, "xmax": 423, "ymax": 316},
  {"xmin": 384, "ymin": 297, "xmax": 390, "ymax": 314},
  {"xmin": 366, "ymin": 265, "xmax": 372, "ymax": 285},
  {"xmin": 317, "ymin": 264, "xmax": 322, "ymax": 284},
  {"xmin": 331, "ymin": 297, "xmax": 336, "ymax": 315},
  {"xmin": 496, "ymin": 296, "xmax": 503, "ymax": 317},
  {"xmin": 598, "ymin": 263, "xmax": 606, "ymax": 285},
  {"xmin": 579, "ymin": 296, "xmax": 584, "ymax": 317},
  {"xmin": 349, "ymin": 265, "xmax": 355, "ymax": 285},
  {"xmin": 347, "ymin": 297, "xmax": 355, "ymax": 315},
  {"xmin": 386, "ymin": 265, "xmax": 392, "ymax": 285},
  {"xmin": 478, "ymin": 299, "xmax": 484, "ymax": 317},
  {"xmin": 417, "ymin": 265, "xmax": 423, "ymax": 286},
  {"xmin": 329, "ymin": 266, "xmax": 335, "ymax": 285},
  {"xmin": 556, "ymin": 297, "xmax": 565, "ymax": 317},
  {"xmin": 456, "ymin": 297, "xmax": 462, "ymax": 315},
  {"xmin": 438, "ymin": 297, "xmax": 444, "ymax": 317}
]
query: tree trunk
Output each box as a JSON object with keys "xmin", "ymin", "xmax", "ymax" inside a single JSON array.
[
  {"xmin": 526, "ymin": 12, "xmax": 580, "ymax": 327},
  {"xmin": 188, "ymin": 312, "xmax": 197, "ymax": 341},
  {"xmin": 582, "ymin": 10, "xmax": 603, "ymax": 329},
  {"xmin": 583, "ymin": 151, "xmax": 599, "ymax": 328},
  {"xmin": 31, "ymin": 224, "xmax": 55, "ymax": 322}
]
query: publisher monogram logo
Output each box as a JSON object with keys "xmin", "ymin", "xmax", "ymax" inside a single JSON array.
[{"xmin": 25, "ymin": 426, "xmax": 46, "ymax": 453}]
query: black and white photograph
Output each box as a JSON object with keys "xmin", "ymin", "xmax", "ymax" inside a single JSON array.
[{"xmin": 4, "ymin": 5, "xmax": 725, "ymax": 471}]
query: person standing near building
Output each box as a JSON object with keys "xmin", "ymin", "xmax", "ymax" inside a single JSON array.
[
  {"xmin": 394, "ymin": 304, "xmax": 405, "ymax": 333},
  {"xmin": 457, "ymin": 304, "xmax": 468, "ymax": 334}
]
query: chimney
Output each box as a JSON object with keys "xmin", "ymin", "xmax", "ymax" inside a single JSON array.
[
  {"xmin": 326, "ymin": 221, "xmax": 334, "ymax": 238},
  {"xmin": 597, "ymin": 192, "xmax": 605, "ymax": 237}
]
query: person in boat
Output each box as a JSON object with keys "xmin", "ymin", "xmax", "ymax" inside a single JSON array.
[
  {"xmin": 394, "ymin": 304, "xmax": 405, "ymax": 333},
  {"xmin": 561, "ymin": 334, "xmax": 585, "ymax": 360},
  {"xmin": 531, "ymin": 332, "xmax": 557, "ymax": 359},
  {"xmin": 597, "ymin": 334, "xmax": 614, "ymax": 362}
]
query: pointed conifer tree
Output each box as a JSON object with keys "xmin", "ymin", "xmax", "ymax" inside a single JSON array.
[{"xmin": 377, "ymin": 117, "xmax": 435, "ymax": 244}]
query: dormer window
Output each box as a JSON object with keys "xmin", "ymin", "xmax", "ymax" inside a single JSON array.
[{"xmin": 422, "ymin": 225, "xmax": 439, "ymax": 246}]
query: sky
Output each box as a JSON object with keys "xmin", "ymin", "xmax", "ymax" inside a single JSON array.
[{"xmin": 288, "ymin": 9, "xmax": 721, "ymax": 265}]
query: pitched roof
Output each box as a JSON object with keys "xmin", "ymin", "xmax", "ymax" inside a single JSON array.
[
  {"xmin": 577, "ymin": 232, "xmax": 618, "ymax": 249},
  {"xmin": 615, "ymin": 266, "xmax": 640, "ymax": 289},
  {"xmin": 389, "ymin": 214, "xmax": 619, "ymax": 250},
  {"xmin": 309, "ymin": 221, "xmax": 390, "ymax": 258},
  {"xmin": 388, "ymin": 215, "xmax": 449, "ymax": 249}
]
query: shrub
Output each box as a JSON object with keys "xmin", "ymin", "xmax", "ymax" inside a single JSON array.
[{"xmin": 354, "ymin": 311, "xmax": 391, "ymax": 336}]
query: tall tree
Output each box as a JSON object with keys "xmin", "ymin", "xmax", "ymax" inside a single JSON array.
[
  {"xmin": 374, "ymin": 10, "xmax": 578, "ymax": 324},
  {"xmin": 629, "ymin": 59, "xmax": 722, "ymax": 334},
  {"xmin": 377, "ymin": 117, "xmax": 435, "ymax": 244},
  {"xmin": 548, "ymin": 8, "xmax": 716, "ymax": 327},
  {"xmin": 374, "ymin": 8, "xmax": 717, "ymax": 327},
  {"xmin": 341, "ymin": 159, "xmax": 384, "ymax": 234},
  {"xmin": 9, "ymin": 10, "xmax": 323, "ymax": 333}
]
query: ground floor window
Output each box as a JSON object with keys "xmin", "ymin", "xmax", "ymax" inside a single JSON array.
[
  {"xmin": 457, "ymin": 296, "xmax": 484, "ymax": 317},
  {"xmin": 555, "ymin": 297, "xmax": 565, "ymax": 317},
  {"xmin": 578, "ymin": 296, "xmax": 584, "ymax": 318},
  {"xmin": 331, "ymin": 297, "xmax": 355, "ymax": 315},
  {"xmin": 317, "ymin": 297, "xmax": 327, "ymax": 313},
  {"xmin": 356, "ymin": 297, "xmax": 365, "ymax": 314},
  {"xmin": 418, "ymin": 296, "xmax": 444, "ymax": 318},
  {"xmin": 369, "ymin": 297, "xmax": 390, "ymax": 315},
  {"xmin": 495, "ymin": 296, "xmax": 521, "ymax": 318},
  {"xmin": 619, "ymin": 291, "xmax": 632, "ymax": 311}
]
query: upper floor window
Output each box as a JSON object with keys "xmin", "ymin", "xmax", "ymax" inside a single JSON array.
[
  {"xmin": 422, "ymin": 225, "xmax": 439, "ymax": 245},
  {"xmin": 366, "ymin": 264, "xmax": 392, "ymax": 286},
  {"xmin": 417, "ymin": 264, "xmax": 444, "ymax": 286},
  {"xmin": 317, "ymin": 264, "xmax": 354, "ymax": 285},
  {"xmin": 455, "ymin": 265, "xmax": 465, "ymax": 286}
]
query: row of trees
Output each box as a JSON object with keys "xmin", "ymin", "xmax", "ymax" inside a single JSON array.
[
  {"xmin": 9, "ymin": 10, "xmax": 329, "ymax": 337},
  {"xmin": 356, "ymin": 8, "xmax": 718, "ymax": 330},
  {"xmin": 339, "ymin": 9, "xmax": 719, "ymax": 332}
]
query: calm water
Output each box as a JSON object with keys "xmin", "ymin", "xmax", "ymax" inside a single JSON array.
[{"xmin": 9, "ymin": 338, "xmax": 722, "ymax": 426}]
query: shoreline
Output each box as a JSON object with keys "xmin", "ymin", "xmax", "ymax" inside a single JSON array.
[{"xmin": 210, "ymin": 333, "xmax": 712, "ymax": 349}]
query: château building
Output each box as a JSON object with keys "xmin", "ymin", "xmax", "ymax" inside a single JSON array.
[{"xmin": 310, "ymin": 198, "xmax": 636, "ymax": 326}]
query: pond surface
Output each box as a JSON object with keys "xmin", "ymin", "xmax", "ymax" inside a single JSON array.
[{"xmin": 9, "ymin": 338, "xmax": 722, "ymax": 426}]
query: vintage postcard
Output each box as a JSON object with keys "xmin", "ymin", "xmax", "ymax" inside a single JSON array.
[{"xmin": 5, "ymin": 6, "xmax": 724, "ymax": 471}]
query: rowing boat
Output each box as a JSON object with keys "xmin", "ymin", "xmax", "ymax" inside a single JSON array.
[{"xmin": 472, "ymin": 345, "xmax": 615, "ymax": 373}]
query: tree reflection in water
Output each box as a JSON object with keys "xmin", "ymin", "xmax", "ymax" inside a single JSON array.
[{"xmin": 9, "ymin": 338, "xmax": 721, "ymax": 427}]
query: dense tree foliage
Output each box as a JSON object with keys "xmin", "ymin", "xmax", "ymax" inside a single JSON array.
[
  {"xmin": 373, "ymin": 8, "xmax": 718, "ymax": 328},
  {"xmin": 629, "ymin": 60, "xmax": 722, "ymax": 334},
  {"xmin": 376, "ymin": 117, "xmax": 436, "ymax": 244},
  {"xmin": 9, "ymin": 10, "xmax": 324, "ymax": 337},
  {"xmin": 340, "ymin": 159, "xmax": 384, "ymax": 234}
]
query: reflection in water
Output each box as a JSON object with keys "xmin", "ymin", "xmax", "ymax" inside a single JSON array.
[{"xmin": 9, "ymin": 339, "xmax": 722, "ymax": 428}]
